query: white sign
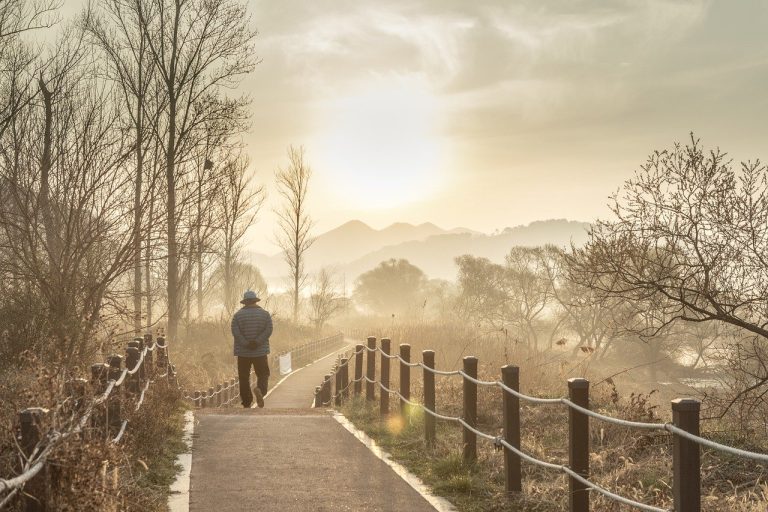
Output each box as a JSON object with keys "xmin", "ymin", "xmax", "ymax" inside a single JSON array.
[{"xmin": 279, "ymin": 353, "xmax": 292, "ymax": 375}]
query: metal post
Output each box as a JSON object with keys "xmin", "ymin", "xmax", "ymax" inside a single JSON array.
[
  {"xmin": 672, "ymin": 398, "xmax": 701, "ymax": 512},
  {"xmin": 366, "ymin": 336, "xmax": 376, "ymax": 402},
  {"xmin": 207, "ymin": 387, "xmax": 214, "ymax": 408},
  {"xmin": 462, "ymin": 356, "xmax": 478, "ymax": 463},
  {"xmin": 194, "ymin": 391, "xmax": 201, "ymax": 408},
  {"xmin": 215, "ymin": 384, "xmax": 222, "ymax": 407},
  {"xmin": 380, "ymin": 338, "xmax": 391, "ymax": 416},
  {"xmin": 502, "ymin": 365, "xmax": 521, "ymax": 493},
  {"xmin": 568, "ymin": 378, "xmax": 590, "ymax": 512},
  {"xmin": 423, "ymin": 350, "xmax": 436, "ymax": 447},
  {"xmin": 354, "ymin": 344, "xmax": 364, "ymax": 396}
]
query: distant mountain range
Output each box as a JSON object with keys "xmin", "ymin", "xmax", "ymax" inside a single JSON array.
[{"xmin": 247, "ymin": 219, "xmax": 590, "ymax": 287}]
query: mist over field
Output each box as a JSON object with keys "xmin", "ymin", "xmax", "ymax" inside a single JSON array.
[{"xmin": 1, "ymin": 1, "xmax": 768, "ymax": 510}]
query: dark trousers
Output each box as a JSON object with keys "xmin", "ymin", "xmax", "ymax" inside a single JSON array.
[{"xmin": 237, "ymin": 356, "xmax": 270, "ymax": 407}]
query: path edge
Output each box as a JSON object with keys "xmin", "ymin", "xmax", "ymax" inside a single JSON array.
[
  {"xmin": 331, "ymin": 411, "xmax": 458, "ymax": 512},
  {"xmin": 168, "ymin": 409, "xmax": 195, "ymax": 512}
]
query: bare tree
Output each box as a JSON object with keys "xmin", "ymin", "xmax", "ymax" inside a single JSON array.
[
  {"xmin": 83, "ymin": 0, "xmax": 160, "ymax": 333},
  {"xmin": 0, "ymin": 44, "xmax": 138, "ymax": 363},
  {"xmin": 309, "ymin": 268, "xmax": 343, "ymax": 331},
  {"xmin": 217, "ymin": 154, "xmax": 264, "ymax": 313},
  {"xmin": 568, "ymin": 134, "xmax": 768, "ymax": 415},
  {"xmin": 275, "ymin": 145, "xmax": 314, "ymax": 323},
  {"xmin": 137, "ymin": 0, "xmax": 257, "ymax": 340},
  {"xmin": 0, "ymin": 0, "xmax": 59, "ymax": 137}
]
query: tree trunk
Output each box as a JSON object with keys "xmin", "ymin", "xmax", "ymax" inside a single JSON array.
[
  {"xmin": 196, "ymin": 184, "xmax": 203, "ymax": 320},
  {"xmin": 132, "ymin": 100, "xmax": 144, "ymax": 334},
  {"xmin": 166, "ymin": 97, "xmax": 179, "ymax": 341},
  {"xmin": 145, "ymin": 180, "xmax": 154, "ymax": 329}
]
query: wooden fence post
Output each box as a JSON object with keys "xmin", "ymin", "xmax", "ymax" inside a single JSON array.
[
  {"xmin": 462, "ymin": 356, "xmax": 478, "ymax": 464},
  {"xmin": 341, "ymin": 357, "xmax": 349, "ymax": 401},
  {"xmin": 423, "ymin": 350, "xmax": 436, "ymax": 447},
  {"xmin": 354, "ymin": 344, "xmax": 364, "ymax": 397},
  {"xmin": 215, "ymin": 384, "xmax": 222, "ymax": 407},
  {"xmin": 91, "ymin": 363, "xmax": 109, "ymax": 435},
  {"xmin": 380, "ymin": 338, "xmax": 391, "ymax": 416},
  {"xmin": 65, "ymin": 378, "xmax": 88, "ymax": 416},
  {"xmin": 399, "ymin": 344, "xmax": 411, "ymax": 416},
  {"xmin": 107, "ymin": 355, "xmax": 123, "ymax": 433},
  {"xmin": 207, "ymin": 387, "xmax": 214, "ymax": 408},
  {"xmin": 335, "ymin": 367, "xmax": 342, "ymax": 407},
  {"xmin": 20, "ymin": 407, "xmax": 48, "ymax": 512},
  {"xmin": 326, "ymin": 374, "xmax": 334, "ymax": 406},
  {"xmin": 156, "ymin": 336, "xmax": 168, "ymax": 375},
  {"xmin": 672, "ymin": 398, "xmax": 701, "ymax": 512},
  {"xmin": 502, "ymin": 365, "xmax": 521, "ymax": 494},
  {"xmin": 194, "ymin": 391, "xmax": 201, "ymax": 409},
  {"xmin": 125, "ymin": 345, "xmax": 140, "ymax": 394},
  {"xmin": 133, "ymin": 337, "xmax": 146, "ymax": 382},
  {"xmin": 366, "ymin": 336, "xmax": 376, "ymax": 402},
  {"xmin": 314, "ymin": 386, "xmax": 321, "ymax": 407},
  {"xmin": 568, "ymin": 378, "xmax": 590, "ymax": 512},
  {"xmin": 143, "ymin": 334, "xmax": 154, "ymax": 378}
]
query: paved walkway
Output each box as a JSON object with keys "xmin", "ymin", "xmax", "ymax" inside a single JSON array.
[{"xmin": 188, "ymin": 345, "xmax": 437, "ymax": 512}]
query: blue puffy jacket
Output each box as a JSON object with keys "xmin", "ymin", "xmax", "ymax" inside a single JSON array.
[{"xmin": 231, "ymin": 305, "xmax": 272, "ymax": 358}]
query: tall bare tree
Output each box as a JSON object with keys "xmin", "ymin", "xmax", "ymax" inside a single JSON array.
[
  {"xmin": 218, "ymin": 155, "xmax": 264, "ymax": 314},
  {"xmin": 83, "ymin": 0, "xmax": 160, "ymax": 333},
  {"xmin": 137, "ymin": 0, "xmax": 256, "ymax": 340},
  {"xmin": 275, "ymin": 145, "xmax": 314, "ymax": 323}
]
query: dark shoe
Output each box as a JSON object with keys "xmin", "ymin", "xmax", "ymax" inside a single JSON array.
[
  {"xmin": 254, "ymin": 388, "xmax": 265, "ymax": 408},
  {"xmin": 242, "ymin": 403, "xmax": 251, "ymax": 409}
]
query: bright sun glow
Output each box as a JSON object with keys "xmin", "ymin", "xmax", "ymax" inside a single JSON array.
[{"xmin": 318, "ymin": 78, "xmax": 442, "ymax": 209}]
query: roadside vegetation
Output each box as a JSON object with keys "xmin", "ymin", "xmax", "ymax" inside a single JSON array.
[{"xmin": 339, "ymin": 323, "xmax": 768, "ymax": 511}]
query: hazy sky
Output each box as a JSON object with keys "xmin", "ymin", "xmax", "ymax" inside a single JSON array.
[{"xmin": 60, "ymin": 1, "xmax": 768, "ymax": 252}]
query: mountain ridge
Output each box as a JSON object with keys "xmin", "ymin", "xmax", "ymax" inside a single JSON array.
[{"xmin": 247, "ymin": 218, "xmax": 590, "ymax": 285}]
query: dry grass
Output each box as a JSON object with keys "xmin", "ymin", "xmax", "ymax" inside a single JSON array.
[
  {"xmin": 0, "ymin": 353, "xmax": 187, "ymax": 511},
  {"xmin": 340, "ymin": 322, "xmax": 768, "ymax": 511}
]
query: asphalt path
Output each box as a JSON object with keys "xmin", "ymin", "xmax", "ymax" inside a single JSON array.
[{"xmin": 188, "ymin": 344, "xmax": 437, "ymax": 512}]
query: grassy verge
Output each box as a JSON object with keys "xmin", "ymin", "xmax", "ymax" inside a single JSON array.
[
  {"xmin": 340, "ymin": 393, "xmax": 767, "ymax": 511},
  {"xmin": 341, "ymin": 397, "xmax": 559, "ymax": 512},
  {"xmin": 120, "ymin": 386, "xmax": 190, "ymax": 511}
]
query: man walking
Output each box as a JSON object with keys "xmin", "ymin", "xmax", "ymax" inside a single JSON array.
[{"xmin": 231, "ymin": 290, "xmax": 272, "ymax": 408}]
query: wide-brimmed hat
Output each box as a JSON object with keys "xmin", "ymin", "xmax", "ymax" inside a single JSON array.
[{"xmin": 240, "ymin": 290, "xmax": 261, "ymax": 304}]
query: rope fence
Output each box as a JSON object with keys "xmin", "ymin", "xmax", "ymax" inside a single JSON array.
[
  {"xmin": 0, "ymin": 334, "xmax": 181, "ymax": 509},
  {"xmin": 315, "ymin": 336, "xmax": 768, "ymax": 512}
]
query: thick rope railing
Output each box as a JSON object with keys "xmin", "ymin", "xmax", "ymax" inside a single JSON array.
[{"xmin": 320, "ymin": 336, "xmax": 768, "ymax": 512}]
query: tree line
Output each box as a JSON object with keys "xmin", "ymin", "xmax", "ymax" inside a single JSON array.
[{"xmin": 0, "ymin": 0, "xmax": 266, "ymax": 366}]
